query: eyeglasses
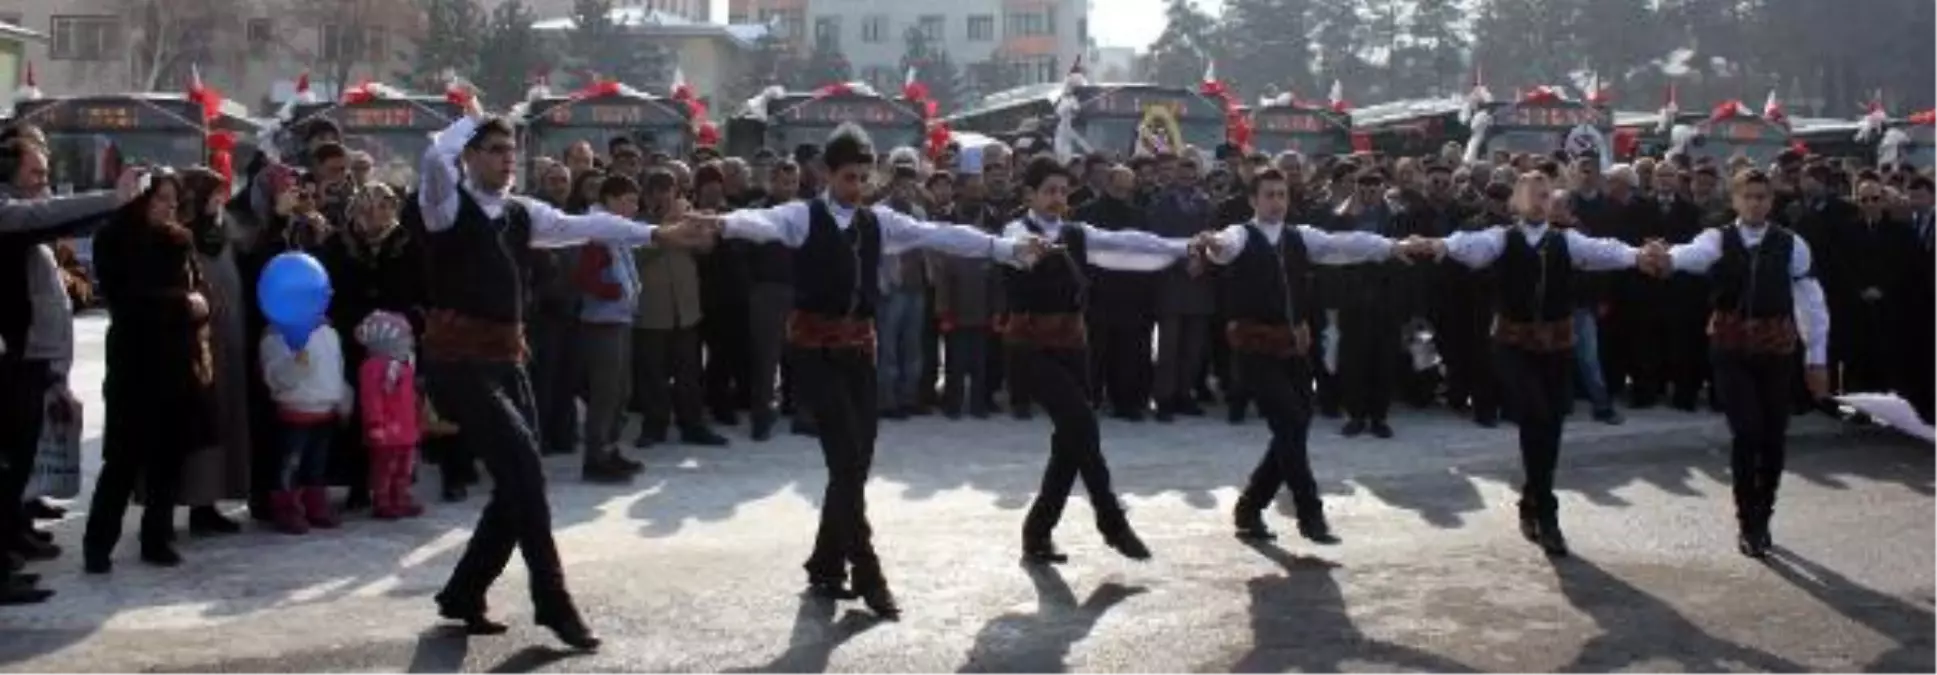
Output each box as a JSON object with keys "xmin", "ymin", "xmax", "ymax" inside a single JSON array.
[{"xmin": 479, "ymin": 144, "xmax": 518, "ymax": 156}]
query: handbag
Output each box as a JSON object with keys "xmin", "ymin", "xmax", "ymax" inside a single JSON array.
[{"xmin": 24, "ymin": 388, "xmax": 83, "ymax": 500}]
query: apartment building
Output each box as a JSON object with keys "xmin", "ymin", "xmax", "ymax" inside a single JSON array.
[
  {"xmin": 496, "ymin": 0, "xmax": 709, "ymax": 23},
  {"xmin": 0, "ymin": 0, "xmax": 441, "ymax": 113},
  {"xmin": 529, "ymin": 6, "xmax": 766, "ymax": 103},
  {"xmin": 727, "ymin": 0, "xmax": 1091, "ymax": 99}
]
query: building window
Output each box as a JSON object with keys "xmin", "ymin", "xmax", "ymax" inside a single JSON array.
[
  {"xmin": 917, "ymin": 15, "xmax": 944, "ymax": 42},
  {"xmin": 814, "ymin": 16, "xmax": 840, "ymax": 50},
  {"xmin": 864, "ymin": 66, "xmax": 896, "ymax": 93},
  {"xmin": 1004, "ymin": 12, "xmax": 1048, "ymax": 37},
  {"xmin": 967, "ymin": 14, "xmax": 994, "ymax": 41},
  {"xmin": 247, "ymin": 18, "xmax": 275, "ymax": 54},
  {"xmin": 50, "ymin": 15, "xmax": 118, "ymax": 61},
  {"xmin": 1003, "ymin": 55, "xmax": 1058, "ymax": 85},
  {"xmin": 1045, "ymin": 6, "xmax": 1057, "ymax": 34},
  {"xmin": 0, "ymin": 12, "xmax": 23, "ymax": 28},
  {"xmin": 364, "ymin": 26, "xmax": 388, "ymax": 61},
  {"xmin": 861, "ymin": 15, "xmax": 887, "ymax": 43}
]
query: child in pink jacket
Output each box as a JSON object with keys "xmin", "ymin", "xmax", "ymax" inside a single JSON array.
[{"xmin": 355, "ymin": 311, "xmax": 424, "ymax": 519}]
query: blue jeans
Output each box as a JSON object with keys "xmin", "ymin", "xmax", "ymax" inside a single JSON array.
[
  {"xmin": 279, "ymin": 421, "xmax": 335, "ymax": 491},
  {"xmin": 877, "ymin": 289, "xmax": 927, "ymax": 411},
  {"xmin": 1571, "ymin": 309, "xmax": 1614, "ymax": 414}
]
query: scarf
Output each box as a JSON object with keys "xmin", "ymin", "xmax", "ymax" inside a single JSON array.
[{"xmin": 191, "ymin": 213, "xmax": 228, "ymax": 257}]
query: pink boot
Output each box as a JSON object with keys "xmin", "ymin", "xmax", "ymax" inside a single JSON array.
[
  {"xmin": 394, "ymin": 448, "xmax": 425, "ymax": 518},
  {"xmin": 369, "ymin": 449, "xmax": 401, "ymax": 520},
  {"xmin": 301, "ymin": 486, "xmax": 340, "ymax": 529},
  {"xmin": 271, "ymin": 490, "xmax": 309, "ymax": 535}
]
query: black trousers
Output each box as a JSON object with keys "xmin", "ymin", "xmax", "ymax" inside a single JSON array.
[
  {"xmin": 703, "ymin": 302, "xmax": 751, "ymax": 417},
  {"xmin": 920, "ymin": 298, "xmax": 942, "ymax": 406},
  {"xmin": 633, "ymin": 326, "xmax": 706, "ymax": 436},
  {"xmin": 1838, "ymin": 302, "xmax": 1895, "ymax": 394},
  {"xmin": 1712, "ymin": 350, "xmax": 1794, "ymax": 525},
  {"xmin": 0, "ymin": 360, "xmax": 50, "ymax": 555},
  {"xmin": 1438, "ymin": 300, "xmax": 1499, "ymax": 420},
  {"xmin": 795, "ymin": 347, "xmax": 883, "ymax": 585},
  {"xmin": 528, "ymin": 315, "xmax": 582, "ymax": 455},
  {"xmin": 942, "ymin": 328, "xmax": 991, "ymax": 415},
  {"xmin": 85, "ymin": 390, "xmax": 190, "ymax": 559},
  {"xmin": 1663, "ymin": 293, "xmax": 1712, "ymax": 408},
  {"xmin": 1232, "ymin": 352, "xmax": 1322, "ymax": 521},
  {"xmin": 1494, "ymin": 345, "xmax": 1571, "ymax": 514},
  {"xmin": 421, "ymin": 360, "xmax": 572, "ymax": 615},
  {"xmin": 1094, "ymin": 316, "xmax": 1154, "ymax": 414},
  {"xmin": 988, "ymin": 334, "xmax": 1030, "ymax": 410},
  {"xmin": 1012, "ymin": 345, "xmax": 1121, "ymax": 543},
  {"xmin": 1153, "ymin": 314, "xmax": 1209, "ymax": 406},
  {"xmin": 1339, "ymin": 304, "xmax": 1399, "ymax": 423},
  {"xmin": 747, "ymin": 284, "xmax": 792, "ymax": 422}
]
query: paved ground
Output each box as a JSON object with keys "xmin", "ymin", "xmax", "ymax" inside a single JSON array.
[{"xmin": 0, "ymin": 315, "xmax": 1929, "ymax": 672}]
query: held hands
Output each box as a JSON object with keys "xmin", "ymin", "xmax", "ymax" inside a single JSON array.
[
  {"xmin": 186, "ymin": 292, "xmax": 210, "ymax": 322},
  {"xmin": 1187, "ymin": 231, "xmax": 1226, "ymax": 262},
  {"xmin": 1636, "ymin": 239, "xmax": 1673, "ymax": 278},
  {"xmin": 1013, "ymin": 234, "xmax": 1057, "ymax": 267},
  {"xmin": 1391, "ymin": 236, "xmax": 1444, "ymax": 264}
]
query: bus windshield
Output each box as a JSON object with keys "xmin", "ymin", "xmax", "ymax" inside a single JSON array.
[
  {"xmin": 338, "ymin": 129, "xmax": 437, "ymax": 187},
  {"xmin": 1255, "ymin": 132, "xmax": 1352, "ymax": 158},
  {"xmin": 1080, "ymin": 117, "xmax": 1225, "ymax": 158},
  {"xmin": 529, "ymin": 125, "xmax": 690, "ymax": 163},
  {"xmin": 1482, "ymin": 129, "xmax": 1567, "ymax": 157},
  {"xmin": 1687, "ymin": 141, "xmax": 1787, "ymax": 166},
  {"xmin": 43, "ymin": 131, "xmax": 202, "ymax": 192},
  {"xmin": 773, "ymin": 124, "xmax": 921, "ymax": 155}
]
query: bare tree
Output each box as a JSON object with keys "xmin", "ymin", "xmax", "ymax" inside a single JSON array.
[
  {"xmin": 280, "ymin": 0, "xmax": 427, "ymax": 96},
  {"xmin": 123, "ymin": 0, "xmax": 250, "ymax": 92}
]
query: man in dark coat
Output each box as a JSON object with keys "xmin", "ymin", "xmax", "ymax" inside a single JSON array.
[{"xmin": 1077, "ymin": 166, "xmax": 1158, "ymax": 420}]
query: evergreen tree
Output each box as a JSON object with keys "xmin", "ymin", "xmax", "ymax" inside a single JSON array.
[
  {"xmin": 565, "ymin": 0, "xmax": 673, "ymax": 89},
  {"xmin": 1306, "ymin": 0, "xmax": 1370, "ymax": 91},
  {"xmin": 398, "ymin": 0, "xmax": 485, "ymax": 92},
  {"xmin": 474, "ymin": 0, "xmax": 549, "ymax": 109},
  {"xmin": 799, "ymin": 39, "xmax": 852, "ymax": 89},
  {"xmin": 1216, "ymin": 0, "xmax": 1314, "ymax": 100},
  {"xmin": 899, "ymin": 25, "xmax": 966, "ymax": 116},
  {"xmin": 1143, "ymin": 0, "xmax": 1218, "ymax": 88},
  {"xmin": 1470, "ymin": 0, "xmax": 1574, "ymax": 90},
  {"xmin": 1392, "ymin": 0, "xmax": 1468, "ymax": 97}
]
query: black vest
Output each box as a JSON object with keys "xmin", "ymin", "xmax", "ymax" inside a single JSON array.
[
  {"xmin": 423, "ymin": 189, "xmax": 532, "ymax": 323},
  {"xmin": 1223, "ymin": 223, "xmax": 1314, "ymax": 326},
  {"xmin": 1494, "ymin": 227, "xmax": 1573, "ymax": 322},
  {"xmin": 792, "ymin": 199, "xmax": 880, "ymax": 318},
  {"xmin": 1710, "ymin": 225, "xmax": 1796, "ymax": 318},
  {"xmin": 1005, "ymin": 219, "xmax": 1089, "ymax": 315}
]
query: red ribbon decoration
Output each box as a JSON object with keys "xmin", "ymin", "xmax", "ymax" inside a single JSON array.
[
  {"xmin": 446, "ymin": 84, "xmax": 473, "ymax": 109},
  {"xmin": 343, "ymin": 81, "xmax": 377, "ymax": 105},
  {"xmin": 570, "ymin": 79, "xmax": 622, "ymax": 100},
  {"xmin": 1710, "ymin": 99, "xmax": 1745, "ymax": 121},
  {"xmin": 697, "ymin": 121, "xmax": 721, "ymax": 146},
  {"xmin": 1910, "ymin": 110, "xmax": 1936, "ymax": 126},
  {"xmin": 1521, "ymin": 87, "xmax": 1562, "ymax": 105},
  {"xmin": 814, "ymin": 82, "xmax": 853, "ymax": 98},
  {"xmin": 207, "ymin": 130, "xmax": 237, "ymax": 190}
]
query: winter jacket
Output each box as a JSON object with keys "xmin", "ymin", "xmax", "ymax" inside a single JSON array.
[{"xmin": 358, "ymin": 355, "xmax": 421, "ymax": 448}]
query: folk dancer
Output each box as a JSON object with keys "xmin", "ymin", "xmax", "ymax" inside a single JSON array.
[
  {"xmin": 1192, "ymin": 168, "xmax": 1437, "ymax": 544},
  {"xmin": 414, "ymin": 93, "xmax": 714, "ymax": 649},
  {"xmin": 999, "ymin": 157, "xmax": 1196, "ymax": 564},
  {"xmin": 695, "ymin": 124, "xmax": 1049, "ymax": 619},
  {"xmin": 1662, "ymin": 169, "xmax": 1830, "ymax": 558},
  {"xmin": 1415, "ymin": 173, "xmax": 1668, "ymax": 557}
]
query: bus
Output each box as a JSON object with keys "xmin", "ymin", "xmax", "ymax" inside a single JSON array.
[
  {"xmin": 12, "ymin": 93, "xmax": 258, "ymax": 192},
  {"xmin": 1250, "ymin": 102, "xmax": 1355, "ymax": 158},
  {"xmin": 1660, "ymin": 109, "xmax": 1793, "ymax": 166},
  {"xmin": 727, "ymin": 89, "xmax": 923, "ymax": 158},
  {"xmin": 1465, "ymin": 95, "xmax": 1614, "ymax": 163},
  {"xmin": 1352, "ymin": 97, "xmax": 1466, "ymax": 158},
  {"xmin": 282, "ymin": 95, "xmax": 461, "ymax": 185},
  {"xmin": 948, "ymin": 82, "xmax": 1227, "ymax": 160},
  {"xmin": 520, "ymin": 91, "xmax": 692, "ymax": 175}
]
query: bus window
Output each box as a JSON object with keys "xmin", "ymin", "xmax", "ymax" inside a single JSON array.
[
  {"xmin": 42, "ymin": 132, "xmax": 202, "ymax": 190},
  {"xmin": 338, "ymin": 131, "xmax": 437, "ymax": 186},
  {"xmin": 530, "ymin": 126, "xmax": 689, "ymax": 163},
  {"xmin": 773, "ymin": 125, "xmax": 920, "ymax": 155},
  {"xmin": 1484, "ymin": 129, "xmax": 1567, "ymax": 157}
]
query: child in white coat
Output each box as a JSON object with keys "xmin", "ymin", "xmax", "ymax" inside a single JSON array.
[{"xmin": 261, "ymin": 323, "xmax": 353, "ymax": 534}]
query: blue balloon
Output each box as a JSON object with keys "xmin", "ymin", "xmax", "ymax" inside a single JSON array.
[{"xmin": 257, "ymin": 252, "xmax": 332, "ymax": 351}]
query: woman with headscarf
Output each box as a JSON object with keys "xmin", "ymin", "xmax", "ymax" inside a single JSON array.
[
  {"xmin": 174, "ymin": 168, "xmax": 251, "ymax": 535},
  {"xmin": 318, "ymin": 182, "xmax": 423, "ymax": 511},
  {"xmin": 84, "ymin": 172, "xmax": 215, "ymax": 573}
]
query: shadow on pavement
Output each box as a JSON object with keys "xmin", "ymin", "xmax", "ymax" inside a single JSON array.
[
  {"xmin": 1767, "ymin": 548, "xmax": 1936, "ymax": 673},
  {"xmin": 1549, "ymin": 556, "xmax": 1805, "ymax": 671},
  {"xmin": 1225, "ymin": 540, "xmax": 1478, "ymax": 672},
  {"xmin": 727, "ymin": 592, "xmax": 881, "ymax": 673},
  {"xmin": 405, "ymin": 626, "xmax": 472, "ymax": 673},
  {"xmin": 957, "ymin": 564, "xmax": 1147, "ymax": 672}
]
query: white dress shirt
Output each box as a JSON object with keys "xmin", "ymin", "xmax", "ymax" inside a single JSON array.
[
  {"xmin": 720, "ymin": 195, "xmax": 1023, "ymax": 264},
  {"xmin": 1201, "ymin": 220, "xmax": 1397, "ymax": 267},
  {"xmin": 1441, "ymin": 222, "xmax": 1641, "ymax": 272},
  {"xmin": 417, "ymin": 116, "xmax": 659, "ymax": 247},
  {"xmin": 1667, "ymin": 222, "xmax": 1832, "ymax": 366},
  {"xmin": 997, "ymin": 211, "xmax": 1191, "ymax": 271}
]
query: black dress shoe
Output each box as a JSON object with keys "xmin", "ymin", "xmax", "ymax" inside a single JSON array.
[
  {"xmin": 681, "ymin": 427, "xmax": 730, "ymax": 447},
  {"xmin": 25, "ymin": 499, "xmax": 65, "ymax": 520},
  {"xmin": 854, "ymin": 580, "xmax": 901, "ymax": 620},
  {"xmin": 1369, "ymin": 420, "xmax": 1393, "ymax": 439},
  {"xmin": 1100, "ymin": 523, "xmax": 1152, "ymax": 561},
  {"xmin": 1234, "ymin": 510, "xmax": 1276, "ymax": 541},
  {"xmin": 1341, "ymin": 419, "xmax": 1367, "ymax": 437},
  {"xmin": 27, "ymin": 528, "xmax": 52, "ymax": 544},
  {"xmin": 634, "ymin": 430, "xmax": 666, "ymax": 449},
  {"xmin": 1535, "ymin": 518, "xmax": 1569, "ymax": 557},
  {"xmin": 1517, "ymin": 511, "xmax": 1541, "ymax": 543},
  {"xmin": 713, "ymin": 408, "xmax": 740, "ymax": 427},
  {"xmin": 1737, "ymin": 531, "xmax": 1769, "ymax": 559},
  {"xmin": 751, "ymin": 414, "xmax": 776, "ymax": 441},
  {"xmin": 609, "ymin": 450, "xmax": 646, "ymax": 473},
  {"xmin": 791, "ymin": 421, "xmax": 819, "ymax": 437},
  {"xmin": 1011, "ymin": 406, "xmax": 1034, "ymax": 421},
  {"xmin": 1176, "ymin": 400, "xmax": 1206, "ymax": 417},
  {"xmin": 189, "ymin": 506, "xmax": 243, "ymax": 536},
  {"xmin": 807, "ymin": 577, "xmax": 859, "ymax": 600},
  {"xmin": 438, "ymin": 602, "xmax": 510, "ymax": 635},
  {"xmin": 442, "ymin": 484, "xmax": 469, "ymax": 503},
  {"xmin": 1475, "ymin": 413, "xmax": 1500, "ymax": 428},
  {"xmin": 0, "ymin": 583, "xmax": 53, "ymax": 606},
  {"xmin": 582, "ymin": 459, "xmax": 636, "ymax": 485},
  {"xmin": 537, "ymin": 611, "xmax": 602, "ymax": 652},
  {"xmin": 1022, "ymin": 541, "xmax": 1069, "ymax": 565},
  {"xmin": 15, "ymin": 535, "xmax": 60, "ymax": 561},
  {"xmin": 9, "ymin": 572, "xmax": 40, "ymax": 586},
  {"xmin": 1297, "ymin": 519, "xmax": 1341, "ymax": 545},
  {"xmin": 82, "ymin": 554, "xmax": 110, "ymax": 575},
  {"xmin": 139, "ymin": 542, "xmax": 183, "ymax": 568}
]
